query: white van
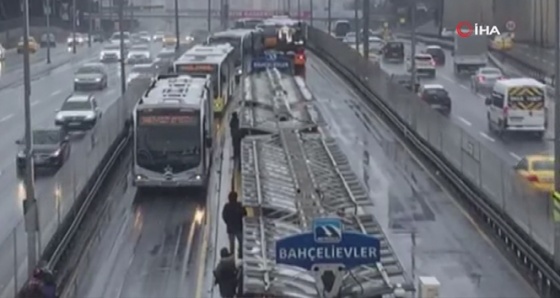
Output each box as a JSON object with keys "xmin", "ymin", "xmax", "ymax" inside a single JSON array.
[{"xmin": 485, "ymin": 78, "xmax": 546, "ymax": 138}]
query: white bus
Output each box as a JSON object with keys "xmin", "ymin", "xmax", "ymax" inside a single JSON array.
[
  {"xmin": 132, "ymin": 74, "xmax": 214, "ymax": 189},
  {"xmin": 207, "ymin": 29, "xmax": 255, "ymax": 66},
  {"xmin": 173, "ymin": 44, "xmax": 235, "ymax": 116}
]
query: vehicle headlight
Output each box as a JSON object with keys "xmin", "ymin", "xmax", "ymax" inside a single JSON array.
[
  {"xmin": 95, "ymin": 78, "xmax": 101, "ymax": 82},
  {"xmin": 74, "ymin": 78, "xmax": 80, "ymax": 82},
  {"xmin": 136, "ymin": 174, "xmax": 147, "ymax": 180},
  {"xmin": 237, "ymin": 69, "xmax": 242, "ymax": 75},
  {"xmin": 51, "ymin": 149, "xmax": 61, "ymax": 156},
  {"xmin": 194, "ymin": 175, "xmax": 201, "ymax": 180},
  {"xmin": 55, "ymin": 113, "xmax": 64, "ymax": 120},
  {"xmin": 17, "ymin": 151, "xmax": 25, "ymax": 158},
  {"xmin": 86, "ymin": 113, "xmax": 95, "ymax": 119}
]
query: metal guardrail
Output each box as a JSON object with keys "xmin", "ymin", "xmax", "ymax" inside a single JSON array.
[
  {"xmin": 239, "ymin": 71, "xmax": 413, "ymax": 297},
  {"xmin": 308, "ymin": 26, "xmax": 560, "ymax": 297}
]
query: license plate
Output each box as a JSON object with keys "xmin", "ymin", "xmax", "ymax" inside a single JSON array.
[
  {"xmin": 69, "ymin": 122, "xmax": 81, "ymax": 126},
  {"xmin": 431, "ymin": 104, "xmax": 442, "ymax": 109},
  {"xmin": 160, "ymin": 180, "xmax": 177, "ymax": 186}
]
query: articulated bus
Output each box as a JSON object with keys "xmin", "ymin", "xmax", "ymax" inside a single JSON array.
[
  {"xmin": 207, "ymin": 29, "xmax": 257, "ymax": 82},
  {"xmin": 207, "ymin": 29, "xmax": 255, "ymax": 66},
  {"xmin": 172, "ymin": 44, "xmax": 235, "ymax": 116},
  {"xmin": 132, "ymin": 74, "xmax": 214, "ymax": 189}
]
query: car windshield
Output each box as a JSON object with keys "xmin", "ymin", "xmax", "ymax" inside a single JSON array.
[
  {"xmin": 33, "ymin": 130, "xmax": 60, "ymax": 144},
  {"xmin": 425, "ymin": 88, "xmax": 448, "ymax": 96},
  {"xmin": 157, "ymin": 51, "xmax": 175, "ymax": 59},
  {"xmin": 129, "ymin": 51, "xmax": 147, "ymax": 56},
  {"xmin": 416, "ymin": 56, "xmax": 432, "ymax": 61},
  {"xmin": 104, "ymin": 45, "xmax": 120, "ymax": 50},
  {"xmin": 61, "ymin": 99, "xmax": 91, "ymax": 111},
  {"xmin": 532, "ymin": 160, "xmax": 554, "ymax": 171},
  {"xmin": 388, "ymin": 43, "xmax": 403, "ymax": 49},
  {"xmin": 132, "ymin": 45, "xmax": 149, "ymax": 50},
  {"xmin": 76, "ymin": 66, "xmax": 101, "ymax": 74},
  {"xmin": 131, "ymin": 66, "xmax": 152, "ymax": 74},
  {"xmin": 481, "ymin": 69, "xmax": 501, "ymax": 76},
  {"xmin": 112, "ymin": 32, "xmax": 129, "ymax": 39}
]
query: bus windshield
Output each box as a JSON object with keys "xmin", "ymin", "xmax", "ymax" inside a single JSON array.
[
  {"xmin": 135, "ymin": 110, "xmax": 201, "ymax": 172},
  {"xmin": 209, "ymin": 36, "xmax": 240, "ymax": 48}
]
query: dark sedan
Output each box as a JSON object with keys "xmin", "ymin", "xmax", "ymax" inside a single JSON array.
[
  {"xmin": 74, "ymin": 63, "xmax": 108, "ymax": 91},
  {"xmin": 16, "ymin": 128, "xmax": 71, "ymax": 175}
]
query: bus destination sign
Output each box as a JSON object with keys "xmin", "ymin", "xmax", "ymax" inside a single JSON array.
[
  {"xmin": 139, "ymin": 114, "xmax": 197, "ymax": 125},
  {"xmin": 178, "ymin": 64, "xmax": 215, "ymax": 73}
]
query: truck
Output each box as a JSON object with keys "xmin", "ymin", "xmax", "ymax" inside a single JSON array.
[{"xmin": 452, "ymin": 34, "xmax": 488, "ymax": 74}]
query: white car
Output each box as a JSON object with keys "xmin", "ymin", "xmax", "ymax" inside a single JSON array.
[
  {"xmin": 126, "ymin": 50, "xmax": 151, "ymax": 64},
  {"xmin": 342, "ymin": 32, "xmax": 357, "ymax": 45},
  {"xmin": 55, "ymin": 94, "xmax": 102, "ymax": 131},
  {"xmin": 99, "ymin": 44, "xmax": 121, "ymax": 62},
  {"xmin": 368, "ymin": 36, "xmax": 385, "ymax": 53},
  {"xmin": 407, "ymin": 53, "xmax": 436, "ymax": 78},
  {"xmin": 110, "ymin": 32, "xmax": 130, "ymax": 46},
  {"xmin": 138, "ymin": 31, "xmax": 151, "ymax": 42}
]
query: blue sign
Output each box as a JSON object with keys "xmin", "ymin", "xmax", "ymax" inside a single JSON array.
[
  {"xmin": 275, "ymin": 218, "xmax": 381, "ymax": 270},
  {"xmin": 251, "ymin": 52, "xmax": 292, "ymax": 70}
]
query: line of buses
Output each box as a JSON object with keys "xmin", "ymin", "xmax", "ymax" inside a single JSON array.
[{"xmin": 131, "ymin": 16, "xmax": 307, "ymax": 191}]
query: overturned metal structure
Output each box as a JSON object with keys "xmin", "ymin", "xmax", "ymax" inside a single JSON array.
[{"xmin": 239, "ymin": 68, "xmax": 413, "ymax": 297}]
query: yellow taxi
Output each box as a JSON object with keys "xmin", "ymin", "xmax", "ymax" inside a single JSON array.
[
  {"xmin": 17, "ymin": 36, "xmax": 39, "ymax": 54},
  {"xmin": 514, "ymin": 155, "xmax": 554, "ymax": 193},
  {"xmin": 162, "ymin": 35, "xmax": 177, "ymax": 47},
  {"xmin": 491, "ymin": 33, "xmax": 514, "ymax": 51}
]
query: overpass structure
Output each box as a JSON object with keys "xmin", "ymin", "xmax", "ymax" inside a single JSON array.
[{"xmin": 91, "ymin": 7, "xmax": 358, "ymax": 22}]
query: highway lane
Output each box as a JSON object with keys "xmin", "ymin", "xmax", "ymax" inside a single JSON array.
[
  {"xmin": 81, "ymin": 191, "xmax": 205, "ymax": 298},
  {"xmin": 306, "ymin": 52, "xmax": 539, "ymax": 297},
  {"xmin": 0, "ymin": 43, "xmax": 162, "ymax": 298},
  {"xmin": 379, "ymin": 40, "xmax": 553, "ymax": 164}
]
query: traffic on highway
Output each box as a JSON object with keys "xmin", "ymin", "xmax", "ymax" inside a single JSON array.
[{"xmin": 0, "ymin": 0, "xmax": 558, "ymax": 297}]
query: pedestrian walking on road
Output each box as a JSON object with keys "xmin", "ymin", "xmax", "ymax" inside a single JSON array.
[
  {"xmin": 214, "ymin": 247, "xmax": 239, "ymax": 298},
  {"xmin": 222, "ymin": 191, "xmax": 246, "ymax": 258},
  {"xmin": 229, "ymin": 111, "xmax": 241, "ymax": 163}
]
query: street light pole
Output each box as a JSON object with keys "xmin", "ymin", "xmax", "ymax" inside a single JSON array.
[
  {"xmin": 87, "ymin": 0, "xmax": 92, "ymax": 47},
  {"xmin": 553, "ymin": 0, "xmax": 560, "ymax": 271},
  {"xmin": 310, "ymin": 0, "xmax": 313, "ymax": 27},
  {"xmin": 44, "ymin": 0, "xmax": 51, "ymax": 63},
  {"xmin": 118, "ymin": 0, "xmax": 126, "ymax": 95},
  {"xmin": 354, "ymin": 0, "xmax": 359, "ymax": 51},
  {"xmin": 362, "ymin": 0, "xmax": 369, "ymax": 61},
  {"xmin": 207, "ymin": 0, "xmax": 211, "ymax": 32},
  {"xmin": 174, "ymin": 0, "xmax": 180, "ymax": 51},
  {"xmin": 410, "ymin": 0, "xmax": 417, "ymax": 90},
  {"xmin": 71, "ymin": 0, "xmax": 76, "ymax": 54},
  {"xmin": 327, "ymin": 0, "xmax": 331, "ymax": 34},
  {"xmin": 22, "ymin": 0, "xmax": 39, "ymax": 277},
  {"xmin": 297, "ymin": 0, "xmax": 301, "ymax": 21}
]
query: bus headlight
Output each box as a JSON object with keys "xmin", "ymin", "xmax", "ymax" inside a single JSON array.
[
  {"xmin": 135, "ymin": 174, "xmax": 147, "ymax": 180},
  {"xmin": 194, "ymin": 175, "xmax": 201, "ymax": 180}
]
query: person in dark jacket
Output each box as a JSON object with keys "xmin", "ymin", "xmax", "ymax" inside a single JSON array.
[
  {"xmin": 222, "ymin": 191, "xmax": 246, "ymax": 258},
  {"xmin": 214, "ymin": 247, "xmax": 239, "ymax": 298},
  {"xmin": 229, "ymin": 112, "xmax": 241, "ymax": 163}
]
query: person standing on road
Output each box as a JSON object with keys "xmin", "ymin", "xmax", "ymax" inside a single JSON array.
[
  {"xmin": 214, "ymin": 247, "xmax": 239, "ymax": 298},
  {"xmin": 222, "ymin": 191, "xmax": 246, "ymax": 258},
  {"xmin": 229, "ymin": 111, "xmax": 241, "ymax": 164}
]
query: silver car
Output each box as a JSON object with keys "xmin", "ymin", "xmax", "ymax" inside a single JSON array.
[
  {"xmin": 55, "ymin": 94, "xmax": 102, "ymax": 130},
  {"xmin": 0, "ymin": 43, "xmax": 5, "ymax": 60},
  {"xmin": 470, "ymin": 67, "xmax": 503, "ymax": 93},
  {"xmin": 74, "ymin": 63, "xmax": 108, "ymax": 91},
  {"xmin": 126, "ymin": 50, "xmax": 151, "ymax": 64}
]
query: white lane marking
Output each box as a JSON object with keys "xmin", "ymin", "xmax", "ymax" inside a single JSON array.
[
  {"xmin": 479, "ymin": 132, "xmax": 495, "ymax": 142},
  {"xmin": 456, "ymin": 116, "xmax": 472, "ymax": 126},
  {"xmin": 31, "ymin": 101, "xmax": 40, "ymax": 106},
  {"xmin": 0, "ymin": 114, "xmax": 13, "ymax": 122},
  {"xmin": 51, "ymin": 90, "xmax": 61, "ymax": 96},
  {"xmin": 509, "ymin": 152, "xmax": 522, "ymax": 160},
  {"xmin": 460, "ymin": 85, "xmax": 469, "ymax": 90}
]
